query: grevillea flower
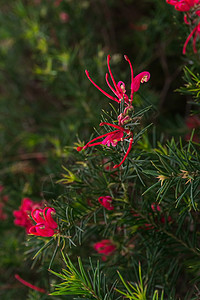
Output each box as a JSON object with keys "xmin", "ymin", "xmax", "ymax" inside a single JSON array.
[
  {"xmin": 166, "ymin": 0, "xmax": 199, "ymax": 11},
  {"xmin": 29, "ymin": 207, "xmax": 58, "ymax": 237},
  {"xmin": 85, "ymin": 55, "xmax": 150, "ymax": 105},
  {"xmin": 167, "ymin": 0, "xmax": 200, "ymax": 53},
  {"xmin": 98, "ymin": 196, "xmax": 114, "ymax": 210},
  {"xmin": 15, "ymin": 274, "xmax": 46, "ymax": 294},
  {"xmin": 13, "ymin": 198, "xmax": 43, "ymax": 233},
  {"xmin": 77, "ymin": 122, "xmax": 133, "ymax": 168},
  {"xmin": 94, "ymin": 239, "xmax": 116, "ymax": 261}
]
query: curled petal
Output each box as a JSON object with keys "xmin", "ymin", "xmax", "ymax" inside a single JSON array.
[
  {"xmin": 44, "ymin": 207, "xmax": 58, "ymax": 229},
  {"xmin": 31, "ymin": 208, "xmax": 44, "ymax": 223},
  {"xmin": 29, "ymin": 223, "xmax": 55, "ymax": 237},
  {"xmin": 131, "ymin": 71, "xmax": 150, "ymax": 92}
]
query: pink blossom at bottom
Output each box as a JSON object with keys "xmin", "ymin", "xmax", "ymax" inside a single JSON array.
[
  {"xmin": 94, "ymin": 239, "xmax": 116, "ymax": 260},
  {"xmin": 29, "ymin": 207, "xmax": 58, "ymax": 237},
  {"xmin": 13, "ymin": 198, "xmax": 43, "ymax": 233}
]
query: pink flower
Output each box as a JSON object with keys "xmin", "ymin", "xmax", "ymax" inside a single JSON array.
[
  {"xmin": 166, "ymin": 0, "xmax": 199, "ymax": 11},
  {"xmin": 59, "ymin": 12, "xmax": 69, "ymax": 23},
  {"xmin": 77, "ymin": 122, "xmax": 133, "ymax": 168},
  {"xmin": 98, "ymin": 196, "xmax": 114, "ymax": 210},
  {"xmin": 166, "ymin": 0, "xmax": 200, "ymax": 54},
  {"xmin": 183, "ymin": 22, "xmax": 200, "ymax": 54},
  {"xmin": 29, "ymin": 207, "xmax": 58, "ymax": 237},
  {"xmin": 94, "ymin": 239, "xmax": 116, "ymax": 260},
  {"xmin": 85, "ymin": 55, "xmax": 150, "ymax": 105},
  {"xmin": 13, "ymin": 198, "xmax": 42, "ymax": 233}
]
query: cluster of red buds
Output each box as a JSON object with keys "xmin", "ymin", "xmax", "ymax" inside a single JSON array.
[
  {"xmin": 77, "ymin": 55, "xmax": 150, "ymax": 168},
  {"xmin": 167, "ymin": 0, "xmax": 200, "ymax": 54},
  {"xmin": 13, "ymin": 198, "xmax": 58, "ymax": 237}
]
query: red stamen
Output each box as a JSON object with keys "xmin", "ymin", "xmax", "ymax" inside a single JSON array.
[
  {"xmin": 83, "ymin": 130, "xmax": 120, "ymax": 149},
  {"xmin": 124, "ymin": 55, "xmax": 134, "ymax": 102},
  {"xmin": 100, "ymin": 122, "xmax": 130, "ymax": 133},
  {"xmin": 105, "ymin": 73, "xmax": 121, "ymax": 98},
  {"xmin": 184, "ymin": 14, "xmax": 190, "ymax": 25},
  {"xmin": 85, "ymin": 70, "xmax": 119, "ymax": 102},
  {"xmin": 113, "ymin": 138, "xmax": 133, "ymax": 168},
  {"xmin": 193, "ymin": 28, "xmax": 198, "ymax": 53},
  {"xmin": 183, "ymin": 25, "xmax": 198, "ymax": 54},
  {"xmin": 107, "ymin": 55, "xmax": 121, "ymax": 94},
  {"xmin": 15, "ymin": 274, "xmax": 46, "ymax": 294}
]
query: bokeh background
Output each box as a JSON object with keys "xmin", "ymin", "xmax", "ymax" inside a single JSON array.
[{"xmin": 0, "ymin": 0, "xmax": 198, "ymax": 298}]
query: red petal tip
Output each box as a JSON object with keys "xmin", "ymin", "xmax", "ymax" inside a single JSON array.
[{"xmin": 124, "ymin": 55, "xmax": 129, "ymax": 60}]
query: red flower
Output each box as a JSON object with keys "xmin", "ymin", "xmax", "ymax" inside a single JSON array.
[
  {"xmin": 98, "ymin": 196, "xmax": 114, "ymax": 210},
  {"xmin": 77, "ymin": 122, "xmax": 133, "ymax": 168},
  {"xmin": 13, "ymin": 198, "xmax": 42, "ymax": 233},
  {"xmin": 94, "ymin": 239, "xmax": 116, "ymax": 260},
  {"xmin": 85, "ymin": 55, "xmax": 150, "ymax": 105},
  {"xmin": 167, "ymin": 0, "xmax": 200, "ymax": 54},
  {"xmin": 29, "ymin": 207, "xmax": 58, "ymax": 237},
  {"xmin": 166, "ymin": 0, "xmax": 199, "ymax": 11}
]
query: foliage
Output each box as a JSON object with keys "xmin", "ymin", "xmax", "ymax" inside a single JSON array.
[{"xmin": 1, "ymin": 0, "xmax": 200, "ymax": 300}]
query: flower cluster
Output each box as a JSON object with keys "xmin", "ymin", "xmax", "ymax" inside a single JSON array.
[
  {"xmin": 13, "ymin": 198, "xmax": 43, "ymax": 233},
  {"xmin": 167, "ymin": 0, "xmax": 200, "ymax": 53},
  {"xmin": 94, "ymin": 239, "xmax": 116, "ymax": 261},
  {"xmin": 77, "ymin": 55, "xmax": 150, "ymax": 168},
  {"xmin": 29, "ymin": 207, "xmax": 58, "ymax": 237}
]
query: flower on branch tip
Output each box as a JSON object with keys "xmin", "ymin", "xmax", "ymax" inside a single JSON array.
[
  {"xmin": 77, "ymin": 122, "xmax": 133, "ymax": 168},
  {"xmin": 94, "ymin": 239, "xmax": 116, "ymax": 261},
  {"xmin": 98, "ymin": 196, "xmax": 114, "ymax": 210},
  {"xmin": 29, "ymin": 207, "xmax": 58, "ymax": 237},
  {"xmin": 166, "ymin": 0, "xmax": 200, "ymax": 54},
  {"xmin": 85, "ymin": 55, "xmax": 150, "ymax": 105}
]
